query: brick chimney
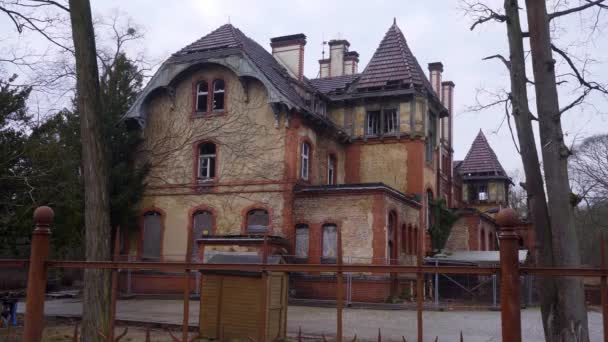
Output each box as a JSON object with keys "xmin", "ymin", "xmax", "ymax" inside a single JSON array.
[
  {"xmin": 428, "ymin": 62, "xmax": 443, "ymax": 100},
  {"xmin": 344, "ymin": 51, "xmax": 359, "ymax": 75},
  {"xmin": 441, "ymin": 81, "xmax": 455, "ymax": 146},
  {"xmin": 270, "ymin": 34, "xmax": 307, "ymax": 81}
]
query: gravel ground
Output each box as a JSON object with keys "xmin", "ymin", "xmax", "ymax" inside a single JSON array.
[{"xmin": 18, "ymin": 299, "xmax": 604, "ymax": 341}]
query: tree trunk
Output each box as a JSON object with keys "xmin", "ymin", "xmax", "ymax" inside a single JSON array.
[
  {"xmin": 502, "ymin": 1, "xmax": 560, "ymax": 339},
  {"xmin": 524, "ymin": 0, "xmax": 589, "ymax": 340},
  {"xmin": 69, "ymin": 1, "xmax": 111, "ymax": 341}
]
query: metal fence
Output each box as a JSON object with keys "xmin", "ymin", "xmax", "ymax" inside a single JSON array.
[{"xmin": 0, "ymin": 206, "xmax": 607, "ymax": 341}]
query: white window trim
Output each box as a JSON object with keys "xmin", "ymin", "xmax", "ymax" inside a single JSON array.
[
  {"xmin": 198, "ymin": 151, "xmax": 216, "ymax": 179},
  {"xmin": 196, "ymin": 82, "xmax": 209, "ymax": 112},
  {"xmin": 327, "ymin": 155, "xmax": 335, "ymax": 185},
  {"xmin": 301, "ymin": 142, "xmax": 310, "ymax": 181}
]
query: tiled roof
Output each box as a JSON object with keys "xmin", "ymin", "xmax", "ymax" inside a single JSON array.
[
  {"xmin": 309, "ymin": 74, "xmax": 360, "ymax": 94},
  {"xmin": 458, "ymin": 130, "xmax": 506, "ymax": 176},
  {"xmin": 172, "ymin": 24, "xmax": 305, "ymax": 107},
  {"xmin": 356, "ymin": 22, "xmax": 434, "ymax": 94}
]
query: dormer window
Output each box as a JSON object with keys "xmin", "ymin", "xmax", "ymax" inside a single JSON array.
[
  {"xmin": 212, "ymin": 80, "xmax": 225, "ymax": 111},
  {"xmin": 196, "ymin": 81, "xmax": 209, "ymax": 112}
]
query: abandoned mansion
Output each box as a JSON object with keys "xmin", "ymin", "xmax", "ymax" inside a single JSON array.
[{"xmin": 120, "ymin": 20, "xmax": 514, "ymax": 301}]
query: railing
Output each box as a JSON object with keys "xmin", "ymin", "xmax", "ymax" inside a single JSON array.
[{"xmin": 1, "ymin": 206, "xmax": 607, "ymax": 341}]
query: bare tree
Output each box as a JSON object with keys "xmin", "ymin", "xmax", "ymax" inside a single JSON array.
[
  {"xmin": 463, "ymin": 0, "xmax": 608, "ymax": 340},
  {"xmin": 570, "ymin": 134, "xmax": 608, "ymax": 205},
  {"xmin": 68, "ymin": 0, "xmax": 111, "ymax": 341}
]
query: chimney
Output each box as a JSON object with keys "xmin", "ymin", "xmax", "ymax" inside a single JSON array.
[
  {"xmin": 328, "ymin": 39, "xmax": 350, "ymax": 77},
  {"xmin": 441, "ymin": 81, "xmax": 455, "ymax": 146},
  {"xmin": 428, "ymin": 62, "xmax": 443, "ymax": 99},
  {"xmin": 270, "ymin": 34, "xmax": 307, "ymax": 81},
  {"xmin": 319, "ymin": 58, "xmax": 330, "ymax": 78},
  {"xmin": 343, "ymin": 51, "xmax": 359, "ymax": 75}
]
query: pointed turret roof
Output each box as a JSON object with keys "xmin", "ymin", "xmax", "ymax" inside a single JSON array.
[
  {"xmin": 356, "ymin": 21, "xmax": 433, "ymax": 94},
  {"xmin": 458, "ymin": 130, "xmax": 507, "ymax": 177}
]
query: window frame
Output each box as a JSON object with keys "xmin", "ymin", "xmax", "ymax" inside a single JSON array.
[
  {"xmin": 294, "ymin": 224, "xmax": 310, "ymax": 261},
  {"xmin": 192, "ymin": 78, "xmax": 227, "ymax": 116},
  {"xmin": 365, "ymin": 110, "xmax": 381, "ymax": 137},
  {"xmin": 301, "ymin": 141, "xmax": 311, "ymax": 181},
  {"xmin": 212, "ymin": 79, "xmax": 225, "ymax": 112},
  {"xmin": 426, "ymin": 110, "xmax": 437, "ymax": 164},
  {"xmin": 191, "ymin": 209, "xmax": 215, "ymax": 261},
  {"xmin": 245, "ymin": 208, "xmax": 270, "ymax": 234},
  {"xmin": 327, "ymin": 153, "xmax": 337, "ymax": 185},
  {"xmin": 139, "ymin": 209, "xmax": 164, "ymax": 261},
  {"xmin": 197, "ymin": 142, "xmax": 217, "ymax": 181},
  {"xmin": 321, "ymin": 223, "xmax": 338, "ymax": 264},
  {"xmin": 195, "ymin": 81, "xmax": 209, "ymax": 113},
  {"xmin": 382, "ymin": 108, "xmax": 399, "ymax": 135}
]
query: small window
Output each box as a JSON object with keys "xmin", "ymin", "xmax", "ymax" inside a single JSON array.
[
  {"xmin": 301, "ymin": 142, "xmax": 310, "ymax": 181},
  {"xmin": 295, "ymin": 224, "xmax": 309, "ymax": 259},
  {"xmin": 478, "ymin": 185, "xmax": 488, "ymax": 201},
  {"xmin": 383, "ymin": 108, "xmax": 398, "ymax": 134},
  {"xmin": 327, "ymin": 154, "xmax": 336, "ymax": 185},
  {"xmin": 192, "ymin": 210, "xmax": 213, "ymax": 260},
  {"xmin": 212, "ymin": 80, "xmax": 225, "ymax": 111},
  {"xmin": 142, "ymin": 211, "xmax": 162, "ymax": 260},
  {"xmin": 322, "ymin": 224, "xmax": 338, "ymax": 263},
  {"xmin": 196, "ymin": 81, "xmax": 209, "ymax": 112},
  {"xmin": 247, "ymin": 209, "xmax": 269, "ymax": 234},
  {"xmin": 198, "ymin": 143, "xmax": 216, "ymax": 179},
  {"xmin": 426, "ymin": 190, "xmax": 433, "ymax": 231},
  {"xmin": 426, "ymin": 111, "xmax": 437, "ymax": 163},
  {"xmin": 366, "ymin": 111, "xmax": 380, "ymax": 136}
]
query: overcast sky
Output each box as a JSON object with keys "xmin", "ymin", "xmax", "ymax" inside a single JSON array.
[{"xmin": 3, "ymin": 0, "xmax": 607, "ymax": 177}]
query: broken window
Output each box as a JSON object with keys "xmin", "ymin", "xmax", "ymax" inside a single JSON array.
[
  {"xmin": 383, "ymin": 108, "xmax": 398, "ymax": 134},
  {"xmin": 366, "ymin": 111, "xmax": 380, "ymax": 136},
  {"xmin": 322, "ymin": 224, "xmax": 337, "ymax": 263},
  {"xmin": 301, "ymin": 142, "xmax": 310, "ymax": 181},
  {"xmin": 477, "ymin": 184, "xmax": 488, "ymax": 201},
  {"xmin": 196, "ymin": 81, "xmax": 209, "ymax": 112},
  {"xmin": 327, "ymin": 154, "xmax": 336, "ymax": 185},
  {"xmin": 142, "ymin": 211, "xmax": 162, "ymax": 260},
  {"xmin": 198, "ymin": 143, "xmax": 216, "ymax": 180},
  {"xmin": 192, "ymin": 210, "xmax": 213, "ymax": 260},
  {"xmin": 295, "ymin": 224, "xmax": 309, "ymax": 259},
  {"xmin": 246, "ymin": 209, "xmax": 269, "ymax": 234},
  {"xmin": 212, "ymin": 79, "xmax": 225, "ymax": 111}
]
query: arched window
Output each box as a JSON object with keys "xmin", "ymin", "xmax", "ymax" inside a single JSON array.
[
  {"xmin": 322, "ymin": 224, "xmax": 337, "ymax": 263},
  {"xmin": 196, "ymin": 81, "xmax": 209, "ymax": 112},
  {"xmin": 198, "ymin": 143, "xmax": 216, "ymax": 180},
  {"xmin": 142, "ymin": 211, "xmax": 162, "ymax": 260},
  {"xmin": 212, "ymin": 80, "xmax": 225, "ymax": 111},
  {"xmin": 246, "ymin": 209, "xmax": 269, "ymax": 234},
  {"xmin": 327, "ymin": 154, "xmax": 336, "ymax": 185},
  {"xmin": 295, "ymin": 224, "xmax": 309, "ymax": 259},
  {"xmin": 301, "ymin": 142, "xmax": 310, "ymax": 181},
  {"xmin": 192, "ymin": 210, "xmax": 213, "ymax": 260}
]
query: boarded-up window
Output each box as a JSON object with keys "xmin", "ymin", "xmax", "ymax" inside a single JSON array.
[
  {"xmin": 142, "ymin": 211, "xmax": 162, "ymax": 259},
  {"xmin": 192, "ymin": 210, "xmax": 213, "ymax": 259},
  {"xmin": 295, "ymin": 224, "xmax": 309, "ymax": 258},
  {"xmin": 322, "ymin": 224, "xmax": 337, "ymax": 262},
  {"xmin": 247, "ymin": 209, "xmax": 269, "ymax": 233}
]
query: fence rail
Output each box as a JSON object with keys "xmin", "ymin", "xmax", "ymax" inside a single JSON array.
[{"xmin": 2, "ymin": 206, "xmax": 607, "ymax": 341}]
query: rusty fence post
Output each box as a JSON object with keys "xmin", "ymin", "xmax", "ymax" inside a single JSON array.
[
  {"xmin": 496, "ymin": 208, "xmax": 522, "ymax": 342},
  {"xmin": 23, "ymin": 206, "xmax": 54, "ymax": 342}
]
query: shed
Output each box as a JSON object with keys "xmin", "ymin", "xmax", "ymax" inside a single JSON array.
[{"xmin": 199, "ymin": 253, "xmax": 288, "ymax": 341}]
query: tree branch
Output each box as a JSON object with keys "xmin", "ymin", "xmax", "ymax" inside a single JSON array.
[
  {"xmin": 549, "ymin": 0, "xmax": 607, "ymax": 21},
  {"xmin": 483, "ymin": 54, "xmax": 511, "ymax": 70}
]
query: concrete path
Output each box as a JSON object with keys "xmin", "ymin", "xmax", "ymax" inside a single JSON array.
[{"xmin": 18, "ymin": 299, "xmax": 604, "ymax": 341}]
